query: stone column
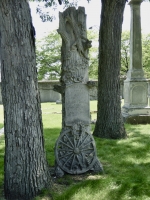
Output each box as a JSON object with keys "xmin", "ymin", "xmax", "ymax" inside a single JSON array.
[
  {"xmin": 122, "ymin": 0, "xmax": 150, "ymax": 124},
  {"xmin": 126, "ymin": 0, "xmax": 144, "ymax": 80}
]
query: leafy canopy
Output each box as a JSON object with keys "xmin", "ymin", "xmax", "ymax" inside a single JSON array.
[
  {"xmin": 121, "ymin": 31, "xmax": 150, "ymax": 78},
  {"xmin": 29, "ymin": 0, "xmax": 79, "ymax": 21},
  {"xmin": 36, "ymin": 31, "xmax": 61, "ymax": 80},
  {"xmin": 36, "ymin": 29, "xmax": 99, "ymax": 80}
]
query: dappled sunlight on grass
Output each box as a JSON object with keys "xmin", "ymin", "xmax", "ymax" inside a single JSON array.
[
  {"xmin": 1, "ymin": 102, "xmax": 150, "ymax": 199},
  {"xmin": 92, "ymin": 124, "xmax": 150, "ymax": 200},
  {"xmin": 41, "ymin": 102, "xmax": 62, "ymax": 113},
  {"xmin": 0, "ymin": 135, "xmax": 4, "ymax": 151},
  {"xmin": 42, "ymin": 103, "xmax": 62, "ymax": 166},
  {"xmin": 51, "ymin": 122, "xmax": 150, "ymax": 200},
  {"xmin": 41, "ymin": 103, "xmax": 62, "ymax": 129},
  {"xmin": 44, "ymin": 128, "xmax": 60, "ymax": 166}
]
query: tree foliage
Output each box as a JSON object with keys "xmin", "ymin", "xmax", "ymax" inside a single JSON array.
[
  {"xmin": 142, "ymin": 33, "xmax": 150, "ymax": 78},
  {"xmin": 88, "ymin": 30, "xmax": 99, "ymax": 79},
  {"xmin": 36, "ymin": 31, "xmax": 61, "ymax": 80},
  {"xmin": 121, "ymin": 31, "xmax": 130, "ymax": 75},
  {"xmin": 30, "ymin": 0, "xmax": 78, "ymax": 22},
  {"xmin": 37, "ymin": 29, "xmax": 150, "ymax": 81},
  {"xmin": 121, "ymin": 31, "xmax": 150, "ymax": 78},
  {"xmin": 36, "ymin": 29, "xmax": 99, "ymax": 80}
]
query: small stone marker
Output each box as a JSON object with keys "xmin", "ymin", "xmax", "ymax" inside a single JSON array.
[{"xmin": 55, "ymin": 6, "xmax": 103, "ymax": 177}]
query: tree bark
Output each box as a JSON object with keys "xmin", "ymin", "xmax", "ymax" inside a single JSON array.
[
  {"xmin": 0, "ymin": 1, "xmax": 52, "ymax": 199},
  {"xmin": 93, "ymin": 0, "xmax": 127, "ymax": 139}
]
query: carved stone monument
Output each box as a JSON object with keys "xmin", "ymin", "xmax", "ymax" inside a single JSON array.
[
  {"xmin": 54, "ymin": 7, "xmax": 103, "ymax": 177},
  {"xmin": 122, "ymin": 0, "xmax": 150, "ymax": 124}
]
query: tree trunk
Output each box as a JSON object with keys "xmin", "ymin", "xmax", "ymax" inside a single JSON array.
[
  {"xmin": 0, "ymin": 1, "xmax": 52, "ymax": 199},
  {"xmin": 93, "ymin": 0, "xmax": 127, "ymax": 139}
]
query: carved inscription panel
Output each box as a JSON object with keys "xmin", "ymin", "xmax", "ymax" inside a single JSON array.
[
  {"xmin": 131, "ymin": 84, "xmax": 147, "ymax": 105},
  {"xmin": 65, "ymin": 83, "xmax": 90, "ymax": 126}
]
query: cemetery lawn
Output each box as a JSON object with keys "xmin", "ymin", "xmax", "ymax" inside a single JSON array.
[{"xmin": 0, "ymin": 102, "xmax": 150, "ymax": 199}]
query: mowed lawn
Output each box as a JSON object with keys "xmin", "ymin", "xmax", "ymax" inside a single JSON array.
[{"xmin": 0, "ymin": 102, "xmax": 150, "ymax": 200}]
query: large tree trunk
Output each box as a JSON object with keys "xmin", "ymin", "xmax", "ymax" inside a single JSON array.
[
  {"xmin": 93, "ymin": 0, "xmax": 127, "ymax": 139},
  {"xmin": 0, "ymin": 1, "xmax": 51, "ymax": 199}
]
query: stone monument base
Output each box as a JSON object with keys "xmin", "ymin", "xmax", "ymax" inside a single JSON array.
[
  {"xmin": 122, "ymin": 106, "xmax": 150, "ymax": 116},
  {"xmin": 122, "ymin": 106, "xmax": 150, "ymax": 124},
  {"xmin": 122, "ymin": 78, "xmax": 150, "ymax": 124},
  {"xmin": 123, "ymin": 115, "xmax": 150, "ymax": 124}
]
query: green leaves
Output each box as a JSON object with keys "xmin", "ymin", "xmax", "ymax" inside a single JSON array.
[
  {"xmin": 36, "ymin": 29, "xmax": 100, "ymax": 80},
  {"xmin": 142, "ymin": 34, "xmax": 150, "ymax": 78},
  {"xmin": 30, "ymin": 0, "xmax": 78, "ymax": 22},
  {"xmin": 121, "ymin": 31, "xmax": 130, "ymax": 75},
  {"xmin": 36, "ymin": 31, "xmax": 61, "ymax": 80},
  {"xmin": 36, "ymin": 30, "xmax": 150, "ymax": 80},
  {"xmin": 88, "ymin": 30, "xmax": 99, "ymax": 79},
  {"xmin": 121, "ymin": 31, "xmax": 150, "ymax": 78}
]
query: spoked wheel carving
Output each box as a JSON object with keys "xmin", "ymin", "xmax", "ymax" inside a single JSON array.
[{"xmin": 55, "ymin": 123, "xmax": 97, "ymax": 174}]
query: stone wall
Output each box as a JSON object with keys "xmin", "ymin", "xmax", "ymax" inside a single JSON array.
[
  {"xmin": 38, "ymin": 80, "xmax": 61, "ymax": 102},
  {"xmin": 0, "ymin": 79, "xmax": 125, "ymax": 104}
]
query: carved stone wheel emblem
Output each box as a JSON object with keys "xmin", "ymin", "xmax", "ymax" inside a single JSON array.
[{"xmin": 55, "ymin": 125, "xmax": 97, "ymax": 174}]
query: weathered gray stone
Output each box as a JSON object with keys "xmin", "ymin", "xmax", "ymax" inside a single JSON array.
[
  {"xmin": 65, "ymin": 83, "xmax": 90, "ymax": 126},
  {"xmin": 55, "ymin": 6, "xmax": 103, "ymax": 176},
  {"xmin": 55, "ymin": 123, "xmax": 99, "ymax": 175},
  {"xmin": 124, "ymin": 115, "xmax": 150, "ymax": 124},
  {"xmin": 122, "ymin": 0, "xmax": 150, "ymax": 123},
  {"xmin": 0, "ymin": 79, "xmax": 127, "ymax": 105},
  {"xmin": 38, "ymin": 81, "xmax": 60, "ymax": 102},
  {"xmin": 126, "ymin": 0, "xmax": 144, "ymax": 81},
  {"xmin": 123, "ymin": 81, "xmax": 148, "ymax": 108}
]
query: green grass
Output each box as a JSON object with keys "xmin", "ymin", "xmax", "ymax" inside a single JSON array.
[
  {"xmin": 1, "ymin": 101, "xmax": 150, "ymax": 200},
  {"xmin": 52, "ymin": 123, "xmax": 150, "ymax": 200}
]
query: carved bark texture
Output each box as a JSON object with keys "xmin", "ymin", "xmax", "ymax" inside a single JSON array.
[
  {"xmin": 0, "ymin": 1, "xmax": 51, "ymax": 199},
  {"xmin": 57, "ymin": 7, "xmax": 92, "ymax": 128},
  {"xmin": 55, "ymin": 7, "xmax": 103, "ymax": 176},
  {"xmin": 93, "ymin": 0, "xmax": 127, "ymax": 139}
]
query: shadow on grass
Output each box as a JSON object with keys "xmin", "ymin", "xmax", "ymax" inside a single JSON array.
[
  {"xmin": 1, "ymin": 125, "xmax": 150, "ymax": 200},
  {"xmin": 0, "ymin": 127, "xmax": 60, "ymax": 199},
  {"xmin": 44, "ymin": 128, "xmax": 61, "ymax": 166},
  {"xmin": 54, "ymin": 163, "xmax": 150, "ymax": 200},
  {"xmin": 54, "ymin": 167, "xmax": 150, "ymax": 200},
  {"xmin": 53, "ymin": 124, "xmax": 150, "ymax": 200}
]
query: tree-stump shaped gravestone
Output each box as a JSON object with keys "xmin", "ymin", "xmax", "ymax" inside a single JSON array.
[{"xmin": 55, "ymin": 7, "xmax": 103, "ymax": 177}]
